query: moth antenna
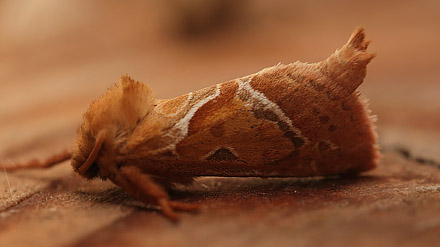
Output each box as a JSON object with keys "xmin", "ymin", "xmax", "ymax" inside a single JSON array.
[
  {"xmin": 78, "ymin": 130, "xmax": 106, "ymax": 175},
  {"xmin": 1, "ymin": 151, "xmax": 71, "ymax": 171},
  {"xmin": 3, "ymin": 167, "xmax": 13, "ymax": 194}
]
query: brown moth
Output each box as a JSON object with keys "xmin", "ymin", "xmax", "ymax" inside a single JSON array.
[{"xmin": 4, "ymin": 27, "xmax": 378, "ymax": 221}]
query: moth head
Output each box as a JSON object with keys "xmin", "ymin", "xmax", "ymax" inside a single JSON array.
[{"xmin": 71, "ymin": 75, "xmax": 155, "ymax": 179}]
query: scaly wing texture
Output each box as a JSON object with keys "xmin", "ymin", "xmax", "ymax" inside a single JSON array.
[{"xmin": 124, "ymin": 28, "xmax": 377, "ymax": 178}]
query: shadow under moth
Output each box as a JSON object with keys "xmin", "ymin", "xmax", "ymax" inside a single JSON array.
[{"xmin": 4, "ymin": 27, "xmax": 378, "ymax": 221}]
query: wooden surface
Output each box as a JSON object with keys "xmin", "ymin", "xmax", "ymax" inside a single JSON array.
[{"xmin": 1, "ymin": 1, "xmax": 440, "ymax": 246}]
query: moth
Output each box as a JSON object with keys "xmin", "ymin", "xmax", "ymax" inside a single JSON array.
[{"xmin": 4, "ymin": 27, "xmax": 378, "ymax": 221}]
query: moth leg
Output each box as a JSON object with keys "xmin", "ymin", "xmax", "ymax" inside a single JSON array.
[
  {"xmin": 117, "ymin": 166, "xmax": 198, "ymax": 221},
  {"xmin": 1, "ymin": 151, "xmax": 71, "ymax": 171}
]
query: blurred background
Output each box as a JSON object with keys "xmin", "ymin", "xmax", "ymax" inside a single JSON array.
[
  {"xmin": 1, "ymin": 1, "xmax": 440, "ymax": 246},
  {"xmin": 1, "ymin": 0, "xmax": 439, "ymax": 162}
]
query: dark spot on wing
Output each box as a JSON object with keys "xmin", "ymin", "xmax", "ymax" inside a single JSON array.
[
  {"xmin": 328, "ymin": 125, "xmax": 337, "ymax": 132},
  {"xmin": 210, "ymin": 122, "xmax": 225, "ymax": 137},
  {"xmin": 207, "ymin": 148, "xmax": 238, "ymax": 161},
  {"xmin": 292, "ymin": 137, "xmax": 305, "ymax": 148},
  {"xmin": 277, "ymin": 121, "xmax": 289, "ymax": 132},
  {"xmin": 326, "ymin": 91, "xmax": 339, "ymax": 101},
  {"xmin": 319, "ymin": 115, "xmax": 330, "ymax": 124},
  {"xmin": 284, "ymin": 131, "xmax": 305, "ymax": 148},
  {"xmin": 318, "ymin": 142, "xmax": 330, "ymax": 151},
  {"xmin": 253, "ymin": 109, "xmax": 279, "ymax": 122},
  {"xmin": 342, "ymin": 101, "xmax": 351, "ymax": 111},
  {"xmin": 310, "ymin": 79, "xmax": 324, "ymax": 92}
]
